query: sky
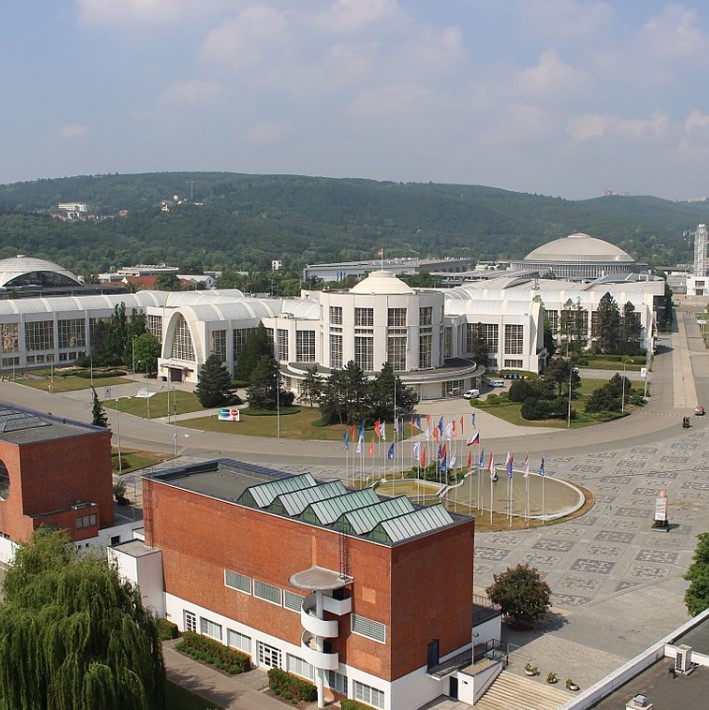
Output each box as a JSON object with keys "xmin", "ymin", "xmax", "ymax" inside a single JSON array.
[{"xmin": 2, "ymin": 0, "xmax": 709, "ymax": 200}]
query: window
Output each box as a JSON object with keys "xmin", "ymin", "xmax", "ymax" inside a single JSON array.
[
  {"xmin": 354, "ymin": 337, "xmax": 373, "ymax": 371},
  {"xmin": 283, "ymin": 590, "xmax": 304, "ymax": 612},
  {"xmin": 351, "ymin": 614, "xmax": 386, "ymax": 643},
  {"xmin": 353, "ymin": 681, "xmax": 385, "ymax": 709},
  {"xmin": 504, "ymin": 359, "xmax": 523, "ymax": 368},
  {"xmin": 146, "ymin": 314, "xmax": 162, "ymax": 342},
  {"xmin": 2, "ymin": 357, "xmax": 19, "ymax": 367},
  {"xmin": 253, "ymin": 579, "xmax": 282, "ymax": 605},
  {"xmin": 443, "ymin": 327, "xmax": 452, "ymax": 359},
  {"xmin": 327, "ymin": 671, "xmax": 348, "ymax": 696},
  {"xmin": 171, "ymin": 314, "xmax": 195, "ymax": 360},
  {"xmin": 354, "ymin": 308, "xmax": 373, "ymax": 327},
  {"xmin": 387, "ymin": 334, "xmax": 407, "ymax": 371},
  {"xmin": 200, "ymin": 617, "xmax": 223, "ymax": 641},
  {"xmin": 276, "ymin": 329, "xmax": 289, "ymax": 361},
  {"xmin": 233, "ymin": 328, "xmax": 257, "ymax": 367},
  {"xmin": 330, "ymin": 334, "xmax": 343, "ymax": 369},
  {"xmin": 224, "ymin": 569, "xmax": 251, "ymax": 594},
  {"xmin": 296, "ymin": 331, "xmax": 316, "ymax": 362},
  {"xmin": 443, "ymin": 380, "xmax": 464, "ymax": 397},
  {"xmin": 287, "ymin": 654, "xmax": 314, "ymax": 681},
  {"xmin": 544, "ymin": 309, "xmax": 559, "ymax": 333},
  {"xmin": 257, "ymin": 642, "xmax": 282, "ymax": 669},
  {"xmin": 419, "ymin": 333, "xmax": 432, "ymax": 369},
  {"xmin": 388, "ymin": 308, "xmax": 406, "ymax": 327},
  {"xmin": 420, "ymin": 306, "xmax": 432, "ymax": 326},
  {"xmin": 0, "ymin": 460, "xmax": 10, "ymax": 500},
  {"xmin": 504, "ymin": 324, "xmax": 523, "ymax": 355},
  {"xmin": 227, "ymin": 629, "xmax": 251, "ymax": 654},
  {"xmin": 58, "ymin": 319, "xmax": 86, "ymax": 349},
  {"xmin": 0, "ymin": 323, "xmax": 19, "ymax": 353},
  {"xmin": 25, "ymin": 320, "xmax": 54, "ymax": 351},
  {"xmin": 75, "ymin": 514, "xmax": 97, "ymax": 529},
  {"xmin": 210, "ymin": 330, "xmax": 227, "ymax": 362},
  {"xmin": 329, "ymin": 306, "xmax": 343, "ymax": 325},
  {"xmin": 184, "ymin": 611, "xmax": 197, "ymax": 633},
  {"xmin": 482, "ymin": 323, "xmax": 499, "ymax": 353}
]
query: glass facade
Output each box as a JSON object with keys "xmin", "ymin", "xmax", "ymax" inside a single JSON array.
[
  {"xmin": 25, "ymin": 321, "xmax": 54, "ymax": 351},
  {"xmin": 210, "ymin": 330, "xmax": 227, "ymax": 362},
  {"xmin": 330, "ymin": 334, "xmax": 343, "ymax": 369},
  {"xmin": 296, "ymin": 331, "xmax": 316, "ymax": 362},
  {"xmin": 504, "ymin": 324, "xmax": 523, "ymax": 355},
  {"xmin": 354, "ymin": 336, "xmax": 374, "ymax": 371},
  {"xmin": 58, "ymin": 319, "xmax": 86, "ymax": 349},
  {"xmin": 0, "ymin": 323, "xmax": 19, "ymax": 353},
  {"xmin": 355, "ymin": 308, "xmax": 374, "ymax": 327},
  {"xmin": 171, "ymin": 314, "xmax": 195, "ymax": 360}
]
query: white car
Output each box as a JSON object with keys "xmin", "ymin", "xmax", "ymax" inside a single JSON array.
[{"xmin": 463, "ymin": 389, "xmax": 480, "ymax": 399}]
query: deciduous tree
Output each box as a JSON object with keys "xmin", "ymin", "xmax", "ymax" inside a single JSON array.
[
  {"xmin": 0, "ymin": 529, "xmax": 166, "ymax": 710},
  {"xmin": 485, "ymin": 564, "xmax": 551, "ymax": 626}
]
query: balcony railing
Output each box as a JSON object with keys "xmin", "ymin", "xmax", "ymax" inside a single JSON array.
[{"xmin": 300, "ymin": 630, "xmax": 339, "ymax": 671}]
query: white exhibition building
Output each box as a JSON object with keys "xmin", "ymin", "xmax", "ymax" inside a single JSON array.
[{"xmin": 0, "ymin": 234, "xmax": 664, "ymax": 400}]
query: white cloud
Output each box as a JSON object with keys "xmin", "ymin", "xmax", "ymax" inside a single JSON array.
[
  {"xmin": 567, "ymin": 112, "xmax": 668, "ymax": 143},
  {"xmin": 516, "ymin": 0, "xmax": 613, "ymax": 40},
  {"xmin": 484, "ymin": 103, "xmax": 553, "ymax": 144},
  {"xmin": 641, "ymin": 5, "xmax": 706, "ymax": 59},
  {"xmin": 312, "ymin": 0, "xmax": 403, "ymax": 34},
  {"xmin": 516, "ymin": 50, "xmax": 591, "ymax": 97},
  {"xmin": 246, "ymin": 120, "xmax": 290, "ymax": 143},
  {"xmin": 57, "ymin": 123, "xmax": 91, "ymax": 139},
  {"xmin": 348, "ymin": 83, "xmax": 430, "ymax": 117},
  {"xmin": 160, "ymin": 79, "xmax": 222, "ymax": 103},
  {"xmin": 685, "ymin": 110, "xmax": 709, "ymax": 135},
  {"xmin": 200, "ymin": 5, "xmax": 290, "ymax": 67}
]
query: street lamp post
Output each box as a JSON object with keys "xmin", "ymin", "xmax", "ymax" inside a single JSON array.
[
  {"xmin": 275, "ymin": 367, "xmax": 281, "ymax": 440},
  {"xmin": 567, "ymin": 365, "xmax": 574, "ymax": 429},
  {"xmin": 621, "ymin": 359, "xmax": 633, "ymax": 413}
]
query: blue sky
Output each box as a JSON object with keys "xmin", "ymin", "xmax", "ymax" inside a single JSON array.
[{"xmin": 2, "ymin": 1, "xmax": 709, "ymax": 199}]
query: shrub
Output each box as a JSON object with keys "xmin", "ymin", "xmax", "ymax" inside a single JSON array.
[
  {"xmin": 175, "ymin": 632, "xmax": 250, "ymax": 674},
  {"xmin": 156, "ymin": 618, "xmax": 179, "ymax": 640},
  {"xmin": 508, "ymin": 379, "xmax": 537, "ymax": 402},
  {"xmin": 341, "ymin": 701, "xmax": 377, "ymax": 710},
  {"xmin": 267, "ymin": 667, "xmax": 317, "ymax": 702}
]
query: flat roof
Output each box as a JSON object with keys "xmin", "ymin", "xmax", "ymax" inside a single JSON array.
[
  {"xmin": 0, "ymin": 404, "xmax": 102, "ymax": 444},
  {"xmin": 146, "ymin": 458, "xmax": 471, "ymax": 547}
]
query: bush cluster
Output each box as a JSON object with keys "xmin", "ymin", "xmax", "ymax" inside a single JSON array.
[
  {"xmin": 341, "ymin": 700, "xmax": 377, "ymax": 710},
  {"xmin": 156, "ymin": 618, "xmax": 179, "ymax": 640},
  {"xmin": 267, "ymin": 667, "xmax": 317, "ymax": 702},
  {"xmin": 521, "ymin": 396, "xmax": 570, "ymax": 420},
  {"xmin": 175, "ymin": 632, "xmax": 250, "ymax": 675},
  {"xmin": 75, "ymin": 368, "xmax": 127, "ymax": 379}
]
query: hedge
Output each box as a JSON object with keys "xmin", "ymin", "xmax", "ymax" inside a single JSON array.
[
  {"xmin": 175, "ymin": 632, "xmax": 250, "ymax": 675},
  {"xmin": 341, "ymin": 700, "xmax": 377, "ymax": 710},
  {"xmin": 156, "ymin": 617, "xmax": 179, "ymax": 640},
  {"xmin": 267, "ymin": 667, "xmax": 317, "ymax": 702}
]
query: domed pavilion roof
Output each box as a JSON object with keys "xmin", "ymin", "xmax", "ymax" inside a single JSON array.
[
  {"xmin": 349, "ymin": 270, "xmax": 415, "ymax": 295},
  {"xmin": 0, "ymin": 255, "xmax": 82, "ymax": 289},
  {"xmin": 524, "ymin": 233, "xmax": 634, "ymax": 264}
]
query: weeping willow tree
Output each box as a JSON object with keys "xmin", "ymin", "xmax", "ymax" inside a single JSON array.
[{"xmin": 0, "ymin": 529, "xmax": 166, "ymax": 710}]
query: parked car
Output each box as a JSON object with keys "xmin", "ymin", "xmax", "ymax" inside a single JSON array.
[
  {"xmin": 489, "ymin": 379, "xmax": 506, "ymax": 387},
  {"xmin": 695, "ymin": 405, "xmax": 705, "ymax": 416},
  {"xmin": 463, "ymin": 389, "xmax": 480, "ymax": 399}
]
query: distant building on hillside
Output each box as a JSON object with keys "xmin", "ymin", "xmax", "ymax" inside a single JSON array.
[{"xmin": 303, "ymin": 257, "xmax": 475, "ymax": 283}]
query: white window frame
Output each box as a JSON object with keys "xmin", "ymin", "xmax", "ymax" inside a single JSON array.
[
  {"xmin": 184, "ymin": 610, "xmax": 197, "ymax": 633},
  {"xmin": 351, "ymin": 614, "xmax": 386, "ymax": 643},
  {"xmin": 257, "ymin": 641, "xmax": 282, "ymax": 669},
  {"xmin": 354, "ymin": 680, "xmax": 385, "ymax": 709},
  {"xmin": 283, "ymin": 590, "xmax": 304, "ymax": 612},
  {"xmin": 253, "ymin": 579, "xmax": 282, "ymax": 606},
  {"xmin": 224, "ymin": 569, "xmax": 251, "ymax": 594},
  {"xmin": 200, "ymin": 617, "xmax": 223, "ymax": 641},
  {"xmin": 227, "ymin": 628, "xmax": 251, "ymax": 655}
]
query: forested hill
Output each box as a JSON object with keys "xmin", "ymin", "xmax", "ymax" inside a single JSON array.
[{"xmin": 0, "ymin": 172, "xmax": 707, "ymax": 275}]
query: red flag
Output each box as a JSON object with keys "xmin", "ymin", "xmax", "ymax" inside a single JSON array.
[
  {"xmin": 439, "ymin": 442, "xmax": 447, "ymax": 461},
  {"xmin": 459, "ymin": 415, "xmax": 464, "ymax": 435},
  {"xmin": 433, "ymin": 427, "xmax": 440, "ymax": 443},
  {"xmin": 420, "ymin": 447, "xmax": 427, "ymax": 467},
  {"xmin": 452, "ymin": 420, "xmax": 457, "ymax": 437},
  {"xmin": 368, "ymin": 439, "xmax": 374, "ymax": 456},
  {"xmin": 467, "ymin": 451, "xmax": 472, "ymax": 470}
]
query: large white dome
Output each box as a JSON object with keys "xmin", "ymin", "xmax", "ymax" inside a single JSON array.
[
  {"xmin": 349, "ymin": 270, "xmax": 415, "ymax": 295},
  {"xmin": 0, "ymin": 255, "xmax": 81, "ymax": 289},
  {"xmin": 524, "ymin": 233, "xmax": 634, "ymax": 264}
]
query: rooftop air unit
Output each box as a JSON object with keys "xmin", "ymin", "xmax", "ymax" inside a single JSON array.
[{"xmin": 675, "ymin": 644, "xmax": 693, "ymax": 674}]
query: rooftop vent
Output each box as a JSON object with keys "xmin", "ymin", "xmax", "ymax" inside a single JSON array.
[{"xmin": 626, "ymin": 694, "xmax": 652, "ymax": 710}]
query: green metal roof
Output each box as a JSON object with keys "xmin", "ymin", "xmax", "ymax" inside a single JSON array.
[
  {"xmin": 269, "ymin": 480, "xmax": 348, "ymax": 516},
  {"xmin": 301, "ymin": 488, "xmax": 380, "ymax": 525},
  {"xmin": 368, "ymin": 504, "xmax": 455, "ymax": 544},
  {"xmin": 333, "ymin": 496, "xmax": 415, "ymax": 535},
  {"xmin": 237, "ymin": 472, "xmax": 317, "ymax": 508}
]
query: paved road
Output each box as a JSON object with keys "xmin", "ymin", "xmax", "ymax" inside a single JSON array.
[{"xmin": 2, "ymin": 299, "xmax": 709, "ymax": 699}]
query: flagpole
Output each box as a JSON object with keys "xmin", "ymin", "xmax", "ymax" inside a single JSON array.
[{"xmin": 490, "ymin": 468, "xmax": 494, "ymax": 525}]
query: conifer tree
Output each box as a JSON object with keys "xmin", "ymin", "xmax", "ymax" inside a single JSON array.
[
  {"xmin": 195, "ymin": 353, "xmax": 233, "ymax": 408},
  {"xmin": 91, "ymin": 387, "xmax": 108, "ymax": 427}
]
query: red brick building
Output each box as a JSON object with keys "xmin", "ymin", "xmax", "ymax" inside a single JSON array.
[
  {"xmin": 0, "ymin": 404, "xmax": 114, "ymax": 545},
  {"xmin": 114, "ymin": 459, "xmax": 476, "ymax": 710}
]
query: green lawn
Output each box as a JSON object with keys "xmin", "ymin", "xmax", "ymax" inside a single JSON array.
[
  {"xmin": 112, "ymin": 449, "xmax": 169, "ymax": 473},
  {"xmin": 165, "ymin": 680, "xmax": 223, "ymax": 710},
  {"xmin": 578, "ymin": 356, "xmax": 645, "ymax": 371},
  {"xmin": 104, "ymin": 390, "xmax": 204, "ymax": 419},
  {"xmin": 13, "ymin": 374, "xmax": 132, "ymax": 392}
]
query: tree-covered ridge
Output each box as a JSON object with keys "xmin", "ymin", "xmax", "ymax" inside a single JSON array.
[{"xmin": 0, "ymin": 172, "xmax": 707, "ymax": 275}]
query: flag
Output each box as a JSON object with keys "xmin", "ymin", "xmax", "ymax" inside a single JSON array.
[
  {"xmin": 432, "ymin": 427, "xmax": 440, "ymax": 443},
  {"xmin": 374, "ymin": 419, "xmax": 381, "ymax": 438},
  {"xmin": 450, "ymin": 451, "xmax": 457, "ymax": 469},
  {"xmin": 412, "ymin": 441, "xmax": 421, "ymax": 461},
  {"xmin": 523, "ymin": 454, "xmax": 530, "ymax": 478},
  {"xmin": 506, "ymin": 451, "xmax": 514, "ymax": 479},
  {"xmin": 466, "ymin": 431, "xmax": 480, "ymax": 447},
  {"xmin": 377, "ymin": 248, "xmax": 384, "ymax": 258},
  {"xmin": 343, "ymin": 430, "xmax": 350, "ymax": 450},
  {"xmin": 439, "ymin": 442, "xmax": 447, "ymax": 461},
  {"xmin": 350, "ymin": 425, "xmax": 356, "ymax": 441},
  {"xmin": 471, "ymin": 413, "xmax": 476, "ymax": 428},
  {"xmin": 387, "ymin": 443, "xmax": 395, "ymax": 460},
  {"xmin": 467, "ymin": 451, "xmax": 472, "ymax": 470},
  {"xmin": 420, "ymin": 447, "xmax": 427, "ymax": 467},
  {"xmin": 444, "ymin": 421, "xmax": 452, "ymax": 440},
  {"xmin": 414, "ymin": 414, "xmax": 422, "ymax": 430},
  {"xmin": 488, "ymin": 452, "xmax": 495, "ymax": 479},
  {"xmin": 368, "ymin": 440, "xmax": 374, "ymax": 456},
  {"xmin": 440, "ymin": 455, "xmax": 447, "ymax": 473},
  {"xmin": 479, "ymin": 448, "xmax": 485, "ymax": 469},
  {"xmin": 459, "ymin": 415, "xmax": 464, "ymax": 435},
  {"xmin": 356, "ymin": 422, "xmax": 365, "ymax": 453},
  {"xmin": 438, "ymin": 417, "xmax": 444, "ymax": 435},
  {"xmin": 539, "ymin": 458, "xmax": 545, "ymax": 477},
  {"xmin": 451, "ymin": 420, "xmax": 457, "ymax": 437},
  {"xmin": 424, "ymin": 426, "xmax": 431, "ymax": 441},
  {"xmin": 381, "ymin": 421, "xmax": 386, "ymax": 441},
  {"xmin": 398, "ymin": 418, "xmax": 404, "ymax": 433}
]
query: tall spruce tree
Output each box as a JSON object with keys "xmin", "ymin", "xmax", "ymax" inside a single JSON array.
[
  {"xmin": 195, "ymin": 353, "xmax": 233, "ymax": 408},
  {"xmin": 91, "ymin": 387, "xmax": 108, "ymax": 427},
  {"xmin": 234, "ymin": 324, "xmax": 273, "ymax": 382},
  {"xmin": 0, "ymin": 529, "xmax": 166, "ymax": 710},
  {"xmin": 594, "ymin": 292, "xmax": 620, "ymax": 354}
]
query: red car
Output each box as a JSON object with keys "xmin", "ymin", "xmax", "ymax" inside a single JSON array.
[{"xmin": 695, "ymin": 405, "xmax": 705, "ymax": 416}]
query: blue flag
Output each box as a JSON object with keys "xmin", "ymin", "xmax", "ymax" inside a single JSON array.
[
  {"xmin": 478, "ymin": 448, "xmax": 485, "ymax": 469},
  {"xmin": 440, "ymin": 455, "xmax": 447, "ymax": 473},
  {"xmin": 471, "ymin": 413, "xmax": 476, "ymax": 428},
  {"xmin": 343, "ymin": 430, "xmax": 349, "ymax": 450},
  {"xmin": 539, "ymin": 458, "xmax": 545, "ymax": 477},
  {"xmin": 387, "ymin": 443, "xmax": 395, "ymax": 460}
]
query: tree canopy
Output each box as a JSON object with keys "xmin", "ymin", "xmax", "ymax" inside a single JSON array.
[
  {"xmin": 0, "ymin": 529, "xmax": 166, "ymax": 710},
  {"xmin": 195, "ymin": 353, "xmax": 233, "ymax": 408},
  {"xmin": 685, "ymin": 532, "xmax": 709, "ymax": 616},
  {"xmin": 246, "ymin": 355, "xmax": 295, "ymax": 410},
  {"xmin": 485, "ymin": 563, "xmax": 552, "ymax": 627}
]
